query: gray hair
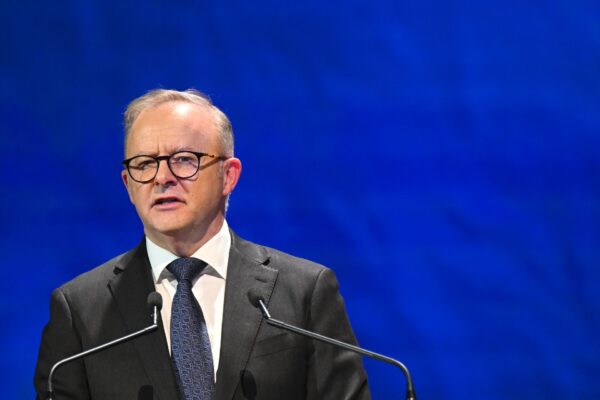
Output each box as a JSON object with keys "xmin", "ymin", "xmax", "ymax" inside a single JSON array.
[{"xmin": 123, "ymin": 88, "xmax": 234, "ymax": 156}]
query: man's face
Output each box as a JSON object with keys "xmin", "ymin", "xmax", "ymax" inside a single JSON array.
[{"xmin": 121, "ymin": 101, "xmax": 240, "ymax": 246}]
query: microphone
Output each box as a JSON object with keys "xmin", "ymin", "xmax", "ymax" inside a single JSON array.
[
  {"xmin": 45, "ymin": 292, "xmax": 163, "ymax": 400},
  {"xmin": 147, "ymin": 291, "xmax": 163, "ymax": 324},
  {"xmin": 248, "ymin": 289, "xmax": 416, "ymax": 400}
]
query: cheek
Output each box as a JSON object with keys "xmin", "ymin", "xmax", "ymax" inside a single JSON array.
[
  {"xmin": 129, "ymin": 185, "xmax": 151, "ymax": 208},
  {"xmin": 187, "ymin": 177, "xmax": 222, "ymax": 203},
  {"xmin": 129, "ymin": 184, "xmax": 140, "ymax": 198}
]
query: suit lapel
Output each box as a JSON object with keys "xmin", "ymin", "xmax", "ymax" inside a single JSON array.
[
  {"xmin": 107, "ymin": 240, "xmax": 180, "ymax": 400},
  {"xmin": 215, "ymin": 232, "xmax": 278, "ymax": 400}
]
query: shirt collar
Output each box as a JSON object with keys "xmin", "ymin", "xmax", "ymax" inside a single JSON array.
[{"xmin": 146, "ymin": 220, "xmax": 231, "ymax": 283}]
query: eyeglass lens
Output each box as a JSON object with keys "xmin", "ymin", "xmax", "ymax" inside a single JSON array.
[{"xmin": 127, "ymin": 152, "xmax": 200, "ymax": 182}]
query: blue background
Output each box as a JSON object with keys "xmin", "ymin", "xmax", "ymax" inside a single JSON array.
[{"xmin": 1, "ymin": 1, "xmax": 599, "ymax": 398}]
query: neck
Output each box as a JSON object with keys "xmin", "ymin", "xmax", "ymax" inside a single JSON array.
[{"xmin": 147, "ymin": 216, "xmax": 225, "ymax": 257}]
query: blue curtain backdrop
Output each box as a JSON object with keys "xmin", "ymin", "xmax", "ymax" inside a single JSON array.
[{"xmin": 1, "ymin": 1, "xmax": 599, "ymax": 398}]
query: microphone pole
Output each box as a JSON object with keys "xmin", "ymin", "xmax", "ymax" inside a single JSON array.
[
  {"xmin": 249, "ymin": 291, "xmax": 416, "ymax": 400},
  {"xmin": 45, "ymin": 292, "xmax": 163, "ymax": 400}
]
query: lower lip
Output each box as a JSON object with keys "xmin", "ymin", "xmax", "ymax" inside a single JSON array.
[{"xmin": 153, "ymin": 201, "xmax": 182, "ymax": 210}]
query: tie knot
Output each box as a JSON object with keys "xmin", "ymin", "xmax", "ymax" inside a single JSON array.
[{"xmin": 167, "ymin": 257, "xmax": 207, "ymax": 282}]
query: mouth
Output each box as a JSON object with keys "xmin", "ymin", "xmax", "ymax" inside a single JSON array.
[{"xmin": 153, "ymin": 197, "xmax": 183, "ymax": 207}]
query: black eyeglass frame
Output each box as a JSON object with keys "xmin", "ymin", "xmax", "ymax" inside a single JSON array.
[{"xmin": 122, "ymin": 151, "xmax": 228, "ymax": 183}]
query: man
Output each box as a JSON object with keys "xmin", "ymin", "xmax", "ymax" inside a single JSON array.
[{"xmin": 34, "ymin": 89, "xmax": 370, "ymax": 399}]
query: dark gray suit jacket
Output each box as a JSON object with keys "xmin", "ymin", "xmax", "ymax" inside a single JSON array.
[{"xmin": 34, "ymin": 232, "xmax": 370, "ymax": 399}]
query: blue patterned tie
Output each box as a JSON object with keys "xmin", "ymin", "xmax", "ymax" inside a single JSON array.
[{"xmin": 167, "ymin": 257, "xmax": 215, "ymax": 400}]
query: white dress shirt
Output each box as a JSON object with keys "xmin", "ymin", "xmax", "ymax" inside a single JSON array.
[{"xmin": 146, "ymin": 220, "xmax": 230, "ymax": 377}]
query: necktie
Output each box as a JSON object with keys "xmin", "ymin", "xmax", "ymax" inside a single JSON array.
[{"xmin": 167, "ymin": 257, "xmax": 215, "ymax": 400}]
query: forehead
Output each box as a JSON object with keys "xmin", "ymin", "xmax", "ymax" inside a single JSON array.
[{"xmin": 126, "ymin": 101, "xmax": 219, "ymax": 154}]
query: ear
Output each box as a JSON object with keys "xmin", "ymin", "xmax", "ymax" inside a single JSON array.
[
  {"xmin": 121, "ymin": 169, "xmax": 135, "ymax": 203},
  {"xmin": 222, "ymin": 157, "xmax": 242, "ymax": 196}
]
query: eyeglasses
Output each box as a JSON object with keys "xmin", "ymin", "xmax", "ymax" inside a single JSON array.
[{"xmin": 122, "ymin": 151, "xmax": 228, "ymax": 183}]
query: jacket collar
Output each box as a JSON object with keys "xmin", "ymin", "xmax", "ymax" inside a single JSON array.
[
  {"xmin": 215, "ymin": 231, "xmax": 278, "ymax": 400},
  {"xmin": 108, "ymin": 240, "xmax": 180, "ymax": 400},
  {"xmin": 108, "ymin": 231, "xmax": 279, "ymax": 400}
]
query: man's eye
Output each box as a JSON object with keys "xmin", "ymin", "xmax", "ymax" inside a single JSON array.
[
  {"xmin": 173, "ymin": 156, "xmax": 195, "ymax": 164},
  {"xmin": 132, "ymin": 160, "xmax": 154, "ymax": 170}
]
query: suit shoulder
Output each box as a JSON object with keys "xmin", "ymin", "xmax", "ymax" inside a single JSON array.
[
  {"xmin": 58, "ymin": 251, "xmax": 129, "ymax": 296},
  {"xmin": 265, "ymin": 245, "xmax": 325, "ymax": 273},
  {"xmin": 233, "ymin": 232, "xmax": 328, "ymax": 278}
]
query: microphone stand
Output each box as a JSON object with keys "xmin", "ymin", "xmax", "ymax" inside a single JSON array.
[
  {"xmin": 45, "ymin": 304, "xmax": 161, "ymax": 400},
  {"xmin": 256, "ymin": 299, "xmax": 416, "ymax": 400}
]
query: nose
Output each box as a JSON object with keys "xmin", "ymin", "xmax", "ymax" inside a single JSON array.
[{"xmin": 154, "ymin": 159, "xmax": 177, "ymax": 186}]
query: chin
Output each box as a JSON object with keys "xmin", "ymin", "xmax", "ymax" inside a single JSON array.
[
  {"xmin": 145, "ymin": 219, "xmax": 192, "ymax": 238},
  {"xmin": 155, "ymin": 224, "xmax": 190, "ymax": 236}
]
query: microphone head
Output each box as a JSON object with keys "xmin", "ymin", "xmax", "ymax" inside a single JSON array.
[
  {"xmin": 247, "ymin": 289, "xmax": 263, "ymax": 307},
  {"xmin": 147, "ymin": 292, "xmax": 163, "ymax": 311}
]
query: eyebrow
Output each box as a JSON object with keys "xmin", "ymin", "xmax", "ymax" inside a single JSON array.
[{"xmin": 132, "ymin": 147, "xmax": 197, "ymax": 157}]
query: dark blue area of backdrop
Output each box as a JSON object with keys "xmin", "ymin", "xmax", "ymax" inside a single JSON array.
[{"xmin": 1, "ymin": 1, "xmax": 599, "ymax": 398}]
